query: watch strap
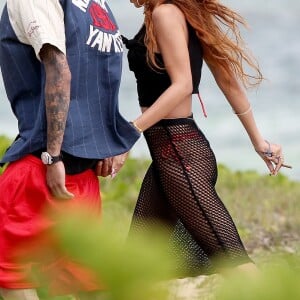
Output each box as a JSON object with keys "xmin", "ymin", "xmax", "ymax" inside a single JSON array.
[{"xmin": 51, "ymin": 154, "xmax": 63, "ymax": 164}]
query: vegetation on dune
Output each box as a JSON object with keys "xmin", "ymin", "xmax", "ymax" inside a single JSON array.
[
  {"xmin": 101, "ymin": 158, "xmax": 300, "ymax": 258},
  {"xmin": 0, "ymin": 135, "xmax": 10, "ymax": 166},
  {"xmin": 98, "ymin": 147, "xmax": 299, "ymax": 300}
]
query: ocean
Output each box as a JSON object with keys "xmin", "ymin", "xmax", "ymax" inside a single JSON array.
[{"xmin": 0, "ymin": 0, "xmax": 299, "ymax": 181}]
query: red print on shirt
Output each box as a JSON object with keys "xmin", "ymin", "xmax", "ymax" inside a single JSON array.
[{"xmin": 89, "ymin": 2, "xmax": 116, "ymax": 31}]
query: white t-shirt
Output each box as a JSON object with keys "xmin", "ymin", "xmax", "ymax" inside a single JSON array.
[{"xmin": 7, "ymin": 0, "xmax": 66, "ymax": 60}]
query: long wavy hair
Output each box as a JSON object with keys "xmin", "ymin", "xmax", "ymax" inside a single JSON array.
[{"xmin": 144, "ymin": 0, "xmax": 263, "ymax": 87}]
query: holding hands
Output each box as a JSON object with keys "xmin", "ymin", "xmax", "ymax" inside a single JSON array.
[{"xmin": 95, "ymin": 152, "xmax": 129, "ymax": 178}]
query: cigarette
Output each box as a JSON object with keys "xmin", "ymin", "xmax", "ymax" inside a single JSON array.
[{"xmin": 282, "ymin": 164, "xmax": 292, "ymax": 169}]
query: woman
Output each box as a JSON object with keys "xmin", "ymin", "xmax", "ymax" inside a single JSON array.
[{"xmin": 123, "ymin": 0, "xmax": 290, "ymax": 275}]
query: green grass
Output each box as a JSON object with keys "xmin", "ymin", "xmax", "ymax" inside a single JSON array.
[
  {"xmin": 101, "ymin": 159, "xmax": 300, "ymax": 258},
  {"xmin": 0, "ymin": 135, "xmax": 11, "ymax": 164},
  {"xmin": 99, "ymin": 155, "xmax": 300, "ymax": 300},
  {"xmin": 215, "ymin": 164, "xmax": 300, "ymax": 257}
]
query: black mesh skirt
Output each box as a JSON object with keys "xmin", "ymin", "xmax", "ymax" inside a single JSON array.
[{"xmin": 129, "ymin": 117, "xmax": 252, "ymax": 275}]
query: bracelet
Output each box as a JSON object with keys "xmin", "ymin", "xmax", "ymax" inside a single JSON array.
[
  {"xmin": 130, "ymin": 121, "xmax": 143, "ymax": 134},
  {"xmin": 233, "ymin": 105, "xmax": 252, "ymax": 116}
]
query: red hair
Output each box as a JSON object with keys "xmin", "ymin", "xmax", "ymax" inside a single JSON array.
[{"xmin": 144, "ymin": 0, "xmax": 263, "ymax": 88}]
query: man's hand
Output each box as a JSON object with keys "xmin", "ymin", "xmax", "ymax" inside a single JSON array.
[
  {"xmin": 46, "ymin": 161, "xmax": 74, "ymax": 200},
  {"xmin": 94, "ymin": 152, "xmax": 129, "ymax": 178},
  {"xmin": 95, "ymin": 157, "xmax": 113, "ymax": 177}
]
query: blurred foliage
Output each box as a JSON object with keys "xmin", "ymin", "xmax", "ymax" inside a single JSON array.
[
  {"xmin": 30, "ymin": 209, "xmax": 182, "ymax": 300},
  {"xmin": 216, "ymin": 254, "xmax": 300, "ymax": 300},
  {"xmin": 0, "ymin": 135, "xmax": 11, "ymax": 157},
  {"xmin": 100, "ymin": 157, "xmax": 148, "ymax": 214},
  {"xmin": 0, "ymin": 134, "xmax": 299, "ymax": 299},
  {"xmin": 0, "ymin": 135, "xmax": 11, "ymax": 174}
]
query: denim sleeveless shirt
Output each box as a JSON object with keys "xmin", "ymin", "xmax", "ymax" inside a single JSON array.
[{"xmin": 0, "ymin": 0, "xmax": 140, "ymax": 164}]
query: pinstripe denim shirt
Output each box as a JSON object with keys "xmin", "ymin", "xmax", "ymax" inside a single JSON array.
[{"xmin": 0, "ymin": 0, "xmax": 140, "ymax": 164}]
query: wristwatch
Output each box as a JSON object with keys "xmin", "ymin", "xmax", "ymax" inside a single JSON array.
[{"xmin": 41, "ymin": 152, "xmax": 63, "ymax": 165}]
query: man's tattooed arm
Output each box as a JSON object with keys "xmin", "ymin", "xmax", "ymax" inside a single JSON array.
[
  {"xmin": 40, "ymin": 44, "xmax": 71, "ymax": 156},
  {"xmin": 39, "ymin": 44, "xmax": 74, "ymax": 199}
]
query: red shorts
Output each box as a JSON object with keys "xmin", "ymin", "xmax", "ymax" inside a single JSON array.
[{"xmin": 0, "ymin": 155, "xmax": 101, "ymax": 294}]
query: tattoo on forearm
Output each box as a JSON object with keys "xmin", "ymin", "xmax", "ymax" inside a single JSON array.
[{"xmin": 41, "ymin": 45, "xmax": 71, "ymax": 155}]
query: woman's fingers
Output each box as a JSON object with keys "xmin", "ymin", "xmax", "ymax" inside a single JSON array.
[
  {"xmin": 257, "ymin": 141, "xmax": 292, "ymax": 175},
  {"xmin": 111, "ymin": 152, "xmax": 129, "ymax": 179}
]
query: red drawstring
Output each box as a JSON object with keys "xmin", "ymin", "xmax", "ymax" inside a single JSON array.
[{"xmin": 197, "ymin": 92, "xmax": 207, "ymax": 118}]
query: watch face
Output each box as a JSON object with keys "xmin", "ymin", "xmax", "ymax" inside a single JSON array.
[{"xmin": 41, "ymin": 152, "xmax": 52, "ymax": 165}]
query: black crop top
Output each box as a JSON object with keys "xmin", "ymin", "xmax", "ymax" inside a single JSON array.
[{"xmin": 122, "ymin": 23, "xmax": 203, "ymax": 107}]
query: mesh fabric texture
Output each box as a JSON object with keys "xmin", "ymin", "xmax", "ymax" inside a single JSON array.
[{"xmin": 129, "ymin": 117, "xmax": 252, "ymax": 276}]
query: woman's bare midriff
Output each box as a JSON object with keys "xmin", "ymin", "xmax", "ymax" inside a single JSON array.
[{"xmin": 140, "ymin": 97, "xmax": 193, "ymax": 119}]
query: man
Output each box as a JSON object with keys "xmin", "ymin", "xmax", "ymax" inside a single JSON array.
[{"xmin": 0, "ymin": 0, "xmax": 140, "ymax": 299}]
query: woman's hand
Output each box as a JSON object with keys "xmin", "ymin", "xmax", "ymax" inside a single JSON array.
[
  {"xmin": 111, "ymin": 152, "xmax": 129, "ymax": 179},
  {"xmin": 255, "ymin": 140, "xmax": 292, "ymax": 175}
]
